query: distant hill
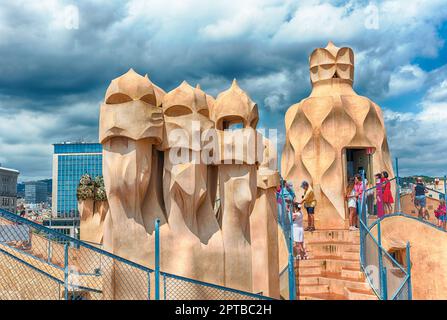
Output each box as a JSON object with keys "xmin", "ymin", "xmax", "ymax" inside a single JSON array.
[{"xmin": 400, "ymin": 176, "xmax": 437, "ymax": 184}]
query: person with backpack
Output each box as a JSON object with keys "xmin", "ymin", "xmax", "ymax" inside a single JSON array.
[{"xmin": 412, "ymin": 177, "xmax": 429, "ymax": 220}]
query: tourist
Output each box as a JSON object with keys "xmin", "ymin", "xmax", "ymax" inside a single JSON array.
[
  {"xmin": 292, "ymin": 202, "xmax": 307, "ymax": 260},
  {"xmin": 299, "ymin": 181, "xmax": 317, "ymax": 231},
  {"xmin": 354, "ymin": 174, "xmax": 364, "ymax": 223},
  {"xmin": 374, "ymin": 173, "xmax": 384, "ymax": 219},
  {"xmin": 277, "ymin": 180, "xmax": 296, "ymax": 225},
  {"xmin": 381, "ymin": 171, "xmax": 394, "ymax": 215},
  {"xmin": 435, "ymin": 199, "xmax": 446, "ymax": 230},
  {"xmin": 412, "ymin": 177, "xmax": 429, "ymax": 220},
  {"xmin": 284, "ymin": 182, "xmax": 296, "ymax": 210},
  {"xmin": 345, "ymin": 177, "xmax": 358, "ymax": 230}
]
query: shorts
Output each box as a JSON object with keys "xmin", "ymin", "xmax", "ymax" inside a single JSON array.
[
  {"xmin": 414, "ymin": 195, "xmax": 426, "ymax": 208},
  {"xmin": 293, "ymin": 224, "xmax": 304, "ymax": 242},
  {"xmin": 305, "ymin": 206, "xmax": 315, "ymax": 215}
]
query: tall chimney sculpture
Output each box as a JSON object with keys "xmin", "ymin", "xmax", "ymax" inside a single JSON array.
[
  {"xmin": 282, "ymin": 42, "xmax": 393, "ymax": 229},
  {"xmin": 211, "ymin": 80, "xmax": 262, "ymax": 292},
  {"xmin": 99, "ymin": 69, "xmax": 166, "ymax": 269},
  {"xmin": 250, "ymin": 137, "xmax": 281, "ymax": 298},
  {"xmin": 160, "ymin": 81, "xmax": 225, "ymax": 288}
]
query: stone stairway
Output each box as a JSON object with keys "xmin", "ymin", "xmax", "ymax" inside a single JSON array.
[{"xmin": 296, "ymin": 229, "xmax": 377, "ymax": 300}]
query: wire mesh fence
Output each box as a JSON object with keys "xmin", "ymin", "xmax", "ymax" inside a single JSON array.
[
  {"xmin": 0, "ymin": 208, "xmax": 152, "ymax": 300},
  {"xmin": 360, "ymin": 227, "xmax": 381, "ymax": 297},
  {"xmin": 392, "ymin": 277, "xmax": 411, "ymax": 300},
  {"xmin": 161, "ymin": 272, "xmax": 272, "ymax": 300},
  {"xmin": 358, "ymin": 174, "xmax": 412, "ymax": 300},
  {"xmin": 381, "ymin": 249, "xmax": 408, "ymax": 300},
  {"xmin": 0, "ymin": 208, "xmax": 271, "ymax": 300}
]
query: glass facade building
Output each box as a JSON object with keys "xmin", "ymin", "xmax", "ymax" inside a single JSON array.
[
  {"xmin": 25, "ymin": 181, "xmax": 48, "ymax": 204},
  {"xmin": 52, "ymin": 142, "xmax": 102, "ymax": 218}
]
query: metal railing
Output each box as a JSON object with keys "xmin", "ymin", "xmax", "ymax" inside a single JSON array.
[
  {"xmin": 152, "ymin": 218, "xmax": 273, "ymax": 300},
  {"xmin": 276, "ymin": 177, "xmax": 297, "ymax": 300},
  {"xmin": 358, "ymin": 160, "xmax": 413, "ymax": 300},
  {"xmin": 0, "ymin": 208, "xmax": 272, "ymax": 300},
  {"xmin": 358, "ymin": 183, "xmax": 412, "ymax": 300}
]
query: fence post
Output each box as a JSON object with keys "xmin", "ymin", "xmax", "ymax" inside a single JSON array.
[
  {"xmin": 47, "ymin": 237, "xmax": 52, "ymax": 264},
  {"xmin": 279, "ymin": 177, "xmax": 296, "ymax": 300},
  {"xmin": 360, "ymin": 170, "xmax": 367, "ymax": 227},
  {"xmin": 395, "ymin": 158, "xmax": 401, "ymax": 213},
  {"xmin": 377, "ymin": 220, "xmax": 387, "ymax": 299},
  {"xmin": 155, "ymin": 218, "xmax": 160, "ymax": 300},
  {"xmin": 287, "ymin": 205, "xmax": 297, "ymax": 300},
  {"xmin": 359, "ymin": 192, "xmax": 365, "ymax": 266},
  {"xmin": 147, "ymin": 271, "xmax": 151, "ymax": 300},
  {"xmin": 444, "ymin": 176, "xmax": 447, "ymax": 206},
  {"xmin": 381, "ymin": 266, "xmax": 388, "ymax": 300},
  {"xmin": 64, "ymin": 243, "xmax": 69, "ymax": 300},
  {"xmin": 406, "ymin": 242, "xmax": 412, "ymax": 300}
]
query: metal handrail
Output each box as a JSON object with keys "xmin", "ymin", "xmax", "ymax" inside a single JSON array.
[
  {"xmin": 369, "ymin": 212, "xmax": 447, "ymax": 233},
  {"xmin": 0, "ymin": 208, "xmax": 271, "ymax": 300},
  {"xmin": 159, "ymin": 269, "xmax": 274, "ymax": 300},
  {"xmin": 358, "ymin": 170, "xmax": 411, "ymax": 300},
  {"xmin": 0, "ymin": 208, "xmax": 153, "ymax": 274}
]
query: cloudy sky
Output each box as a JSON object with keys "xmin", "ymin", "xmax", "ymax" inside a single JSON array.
[{"xmin": 1, "ymin": 0, "xmax": 447, "ymax": 180}]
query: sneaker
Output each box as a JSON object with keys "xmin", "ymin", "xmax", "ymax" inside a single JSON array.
[
  {"xmin": 304, "ymin": 226, "xmax": 312, "ymax": 231},
  {"xmin": 349, "ymin": 226, "xmax": 354, "ymax": 231}
]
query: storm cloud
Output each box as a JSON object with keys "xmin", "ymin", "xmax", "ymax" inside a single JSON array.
[{"xmin": 1, "ymin": 0, "xmax": 447, "ymax": 180}]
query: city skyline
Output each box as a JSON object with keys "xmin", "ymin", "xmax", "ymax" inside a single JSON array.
[{"xmin": 1, "ymin": 1, "xmax": 447, "ymax": 180}]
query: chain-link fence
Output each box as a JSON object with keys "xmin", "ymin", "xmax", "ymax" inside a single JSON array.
[
  {"xmin": 0, "ymin": 208, "xmax": 152, "ymax": 300},
  {"xmin": 0, "ymin": 208, "xmax": 272, "ymax": 300},
  {"xmin": 161, "ymin": 272, "xmax": 271, "ymax": 300},
  {"xmin": 358, "ymin": 175, "xmax": 412, "ymax": 300}
]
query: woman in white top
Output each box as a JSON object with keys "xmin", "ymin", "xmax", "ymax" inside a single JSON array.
[{"xmin": 292, "ymin": 202, "xmax": 307, "ymax": 260}]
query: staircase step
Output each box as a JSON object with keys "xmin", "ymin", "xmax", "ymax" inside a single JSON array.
[
  {"xmin": 298, "ymin": 284, "xmax": 330, "ymax": 295},
  {"xmin": 318, "ymin": 272, "xmax": 372, "ymax": 295},
  {"xmin": 300, "ymin": 292, "xmax": 347, "ymax": 300},
  {"xmin": 342, "ymin": 251, "xmax": 359, "ymax": 260},
  {"xmin": 298, "ymin": 276, "xmax": 320, "ymax": 285},
  {"xmin": 297, "ymin": 256, "xmax": 360, "ymax": 273},
  {"xmin": 305, "ymin": 242, "xmax": 360, "ymax": 257},
  {"xmin": 304, "ymin": 229, "xmax": 360, "ymax": 243},
  {"xmin": 344, "ymin": 287, "xmax": 378, "ymax": 300},
  {"xmin": 297, "ymin": 266, "xmax": 322, "ymax": 276},
  {"xmin": 341, "ymin": 268, "xmax": 365, "ymax": 281}
]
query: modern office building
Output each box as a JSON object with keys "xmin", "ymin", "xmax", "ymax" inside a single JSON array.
[
  {"xmin": 0, "ymin": 166, "xmax": 19, "ymax": 213},
  {"xmin": 52, "ymin": 142, "xmax": 102, "ymax": 218},
  {"xmin": 18, "ymin": 179, "xmax": 52, "ymax": 200},
  {"xmin": 25, "ymin": 181, "xmax": 48, "ymax": 204},
  {"xmin": 17, "ymin": 182, "xmax": 25, "ymax": 198}
]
